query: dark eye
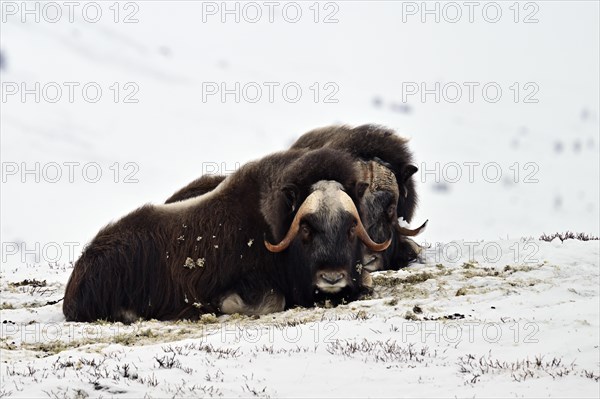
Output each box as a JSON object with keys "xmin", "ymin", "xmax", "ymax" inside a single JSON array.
[
  {"xmin": 300, "ymin": 224, "xmax": 312, "ymax": 242},
  {"xmin": 348, "ymin": 223, "xmax": 357, "ymax": 240},
  {"xmin": 386, "ymin": 204, "xmax": 396, "ymax": 219}
]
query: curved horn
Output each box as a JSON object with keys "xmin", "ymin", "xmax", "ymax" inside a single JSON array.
[
  {"xmin": 396, "ymin": 219, "xmax": 428, "ymax": 237},
  {"xmin": 339, "ymin": 192, "xmax": 392, "ymax": 252},
  {"xmin": 264, "ymin": 191, "xmax": 322, "ymax": 253}
]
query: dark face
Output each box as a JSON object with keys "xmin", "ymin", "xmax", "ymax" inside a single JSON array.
[
  {"xmin": 298, "ymin": 210, "xmax": 361, "ymax": 294},
  {"xmin": 280, "ymin": 181, "xmax": 366, "ymax": 304},
  {"xmin": 360, "ymin": 188, "xmax": 398, "ymax": 272},
  {"xmin": 352, "ymin": 159, "xmax": 401, "ymax": 272}
]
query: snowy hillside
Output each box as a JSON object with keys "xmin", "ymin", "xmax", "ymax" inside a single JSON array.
[
  {"xmin": 1, "ymin": 239, "xmax": 599, "ymax": 397},
  {"xmin": 1, "ymin": 1, "xmax": 599, "ymax": 397}
]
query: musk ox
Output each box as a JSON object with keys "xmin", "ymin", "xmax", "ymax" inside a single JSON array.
[
  {"xmin": 350, "ymin": 157, "xmax": 426, "ymax": 272},
  {"xmin": 63, "ymin": 148, "xmax": 390, "ymax": 322},
  {"xmin": 166, "ymin": 125, "xmax": 426, "ymax": 272},
  {"xmin": 291, "ymin": 124, "xmax": 419, "ymax": 223}
]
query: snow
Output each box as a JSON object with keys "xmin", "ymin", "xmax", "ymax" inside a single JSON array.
[
  {"xmin": 1, "ymin": 240, "xmax": 599, "ymax": 397},
  {"xmin": 1, "ymin": 1, "xmax": 599, "ymax": 397}
]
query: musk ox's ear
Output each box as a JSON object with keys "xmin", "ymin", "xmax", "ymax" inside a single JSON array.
[
  {"xmin": 401, "ymin": 165, "xmax": 418, "ymax": 182},
  {"xmin": 282, "ymin": 183, "xmax": 299, "ymax": 212}
]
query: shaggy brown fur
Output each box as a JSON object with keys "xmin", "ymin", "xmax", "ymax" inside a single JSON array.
[{"xmin": 164, "ymin": 125, "xmax": 421, "ymax": 271}]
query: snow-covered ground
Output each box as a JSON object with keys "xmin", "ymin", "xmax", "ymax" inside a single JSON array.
[
  {"xmin": 1, "ymin": 1, "xmax": 599, "ymax": 397},
  {"xmin": 1, "ymin": 239, "xmax": 599, "ymax": 397}
]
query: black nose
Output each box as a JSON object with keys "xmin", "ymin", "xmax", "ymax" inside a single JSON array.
[{"xmin": 321, "ymin": 272, "xmax": 344, "ymax": 285}]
